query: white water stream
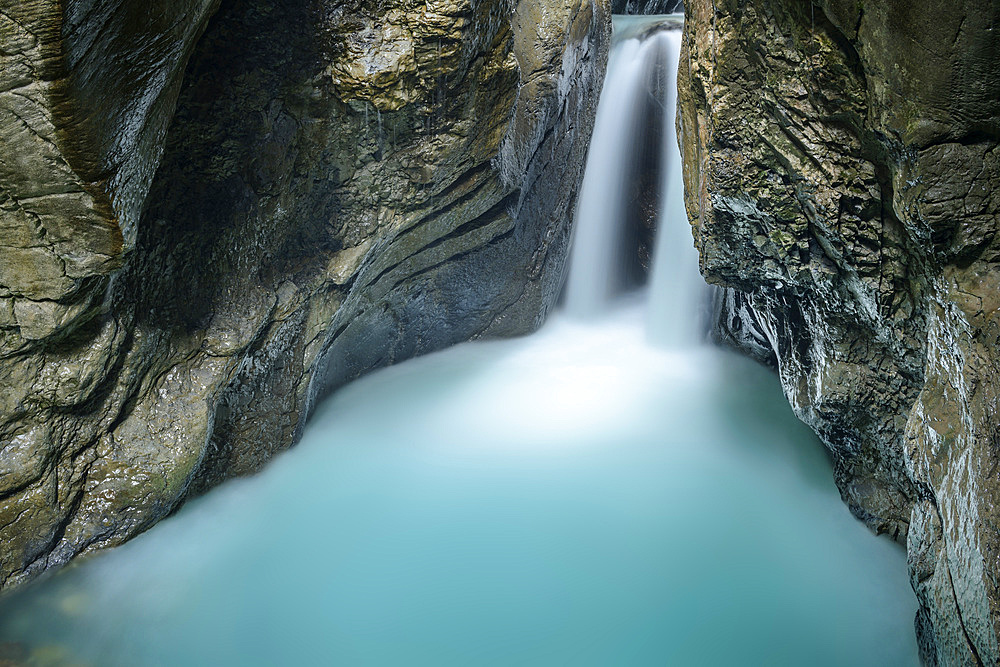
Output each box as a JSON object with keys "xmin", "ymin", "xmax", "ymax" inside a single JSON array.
[{"xmin": 0, "ymin": 15, "xmax": 919, "ymax": 667}]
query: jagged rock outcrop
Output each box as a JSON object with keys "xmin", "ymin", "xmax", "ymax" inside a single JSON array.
[
  {"xmin": 0, "ymin": 0, "xmax": 220, "ymax": 580},
  {"xmin": 0, "ymin": 0, "xmax": 609, "ymax": 588},
  {"xmin": 680, "ymin": 1, "xmax": 1000, "ymax": 664}
]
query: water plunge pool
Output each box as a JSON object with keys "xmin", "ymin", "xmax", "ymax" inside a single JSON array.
[{"xmin": 0, "ymin": 297, "xmax": 918, "ymax": 666}]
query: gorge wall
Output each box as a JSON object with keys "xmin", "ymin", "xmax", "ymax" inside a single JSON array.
[
  {"xmin": 0, "ymin": 0, "xmax": 609, "ymax": 588},
  {"xmin": 679, "ymin": 1, "xmax": 1000, "ymax": 664}
]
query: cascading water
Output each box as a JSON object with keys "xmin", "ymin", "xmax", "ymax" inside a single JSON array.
[
  {"xmin": 562, "ymin": 36, "xmax": 651, "ymax": 316},
  {"xmin": 565, "ymin": 16, "xmax": 707, "ymax": 346},
  {"xmin": 0, "ymin": 16, "xmax": 920, "ymax": 667},
  {"xmin": 644, "ymin": 28, "xmax": 708, "ymax": 346}
]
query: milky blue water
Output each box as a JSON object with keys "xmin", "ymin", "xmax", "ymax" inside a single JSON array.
[{"xmin": 0, "ymin": 296, "xmax": 919, "ymax": 666}]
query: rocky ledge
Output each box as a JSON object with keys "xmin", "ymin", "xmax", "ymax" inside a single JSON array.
[
  {"xmin": 679, "ymin": 1, "xmax": 1000, "ymax": 663},
  {"xmin": 0, "ymin": 0, "xmax": 609, "ymax": 588}
]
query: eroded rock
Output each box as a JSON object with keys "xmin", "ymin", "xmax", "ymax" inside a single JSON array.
[{"xmin": 0, "ymin": 0, "xmax": 220, "ymax": 345}]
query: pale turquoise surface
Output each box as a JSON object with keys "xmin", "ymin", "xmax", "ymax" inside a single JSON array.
[{"xmin": 0, "ymin": 298, "xmax": 919, "ymax": 666}]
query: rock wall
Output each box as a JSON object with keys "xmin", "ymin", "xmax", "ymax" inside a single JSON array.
[
  {"xmin": 0, "ymin": 0, "xmax": 219, "ymax": 340},
  {"xmin": 679, "ymin": 1, "xmax": 1000, "ymax": 664},
  {"xmin": 0, "ymin": 0, "xmax": 610, "ymax": 588}
]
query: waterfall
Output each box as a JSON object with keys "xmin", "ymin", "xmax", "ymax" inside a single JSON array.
[
  {"xmin": 561, "ymin": 36, "xmax": 650, "ymax": 316},
  {"xmin": 563, "ymin": 15, "xmax": 708, "ymax": 346},
  {"xmin": 645, "ymin": 28, "xmax": 708, "ymax": 347},
  {"xmin": 0, "ymin": 17, "xmax": 920, "ymax": 665}
]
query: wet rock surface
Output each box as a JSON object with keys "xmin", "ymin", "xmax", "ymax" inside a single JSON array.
[
  {"xmin": 680, "ymin": 1, "xmax": 1000, "ymax": 663},
  {"xmin": 0, "ymin": 0, "xmax": 220, "ymax": 342},
  {"xmin": 0, "ymin": 0, "xmax": 609, "ymax": 587}
]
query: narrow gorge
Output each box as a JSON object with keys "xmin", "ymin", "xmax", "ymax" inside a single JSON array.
[{"xmin": 0, "ymin": 1, "xmax": 998, "ymax": 665}]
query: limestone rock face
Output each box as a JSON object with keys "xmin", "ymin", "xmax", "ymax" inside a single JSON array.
[
  {"xmin": 679, "ymin": 1, "xmax": 1000, "ymax": 663},
  {"xmin": 0, "ymin": 0, "xmax": 609, "ymax": 588}
]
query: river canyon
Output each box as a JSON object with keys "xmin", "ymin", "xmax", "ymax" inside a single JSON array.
[{"xmin": 1, "ymin": 2, "xmax": 998, "ymax": 665}]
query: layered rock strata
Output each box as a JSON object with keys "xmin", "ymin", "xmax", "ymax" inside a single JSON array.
[
  {"xmin": 0, "ymin": 0, "xmax": 609, "ymax": 588},
  {"xmin": 679, "ymin": 1, "xmax": 1000, "ymax": 664}
]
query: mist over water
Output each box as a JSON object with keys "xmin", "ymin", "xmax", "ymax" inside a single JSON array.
[{"xmin": 0, "ymin": 15, "xmax": 919, "ymax": 667}]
